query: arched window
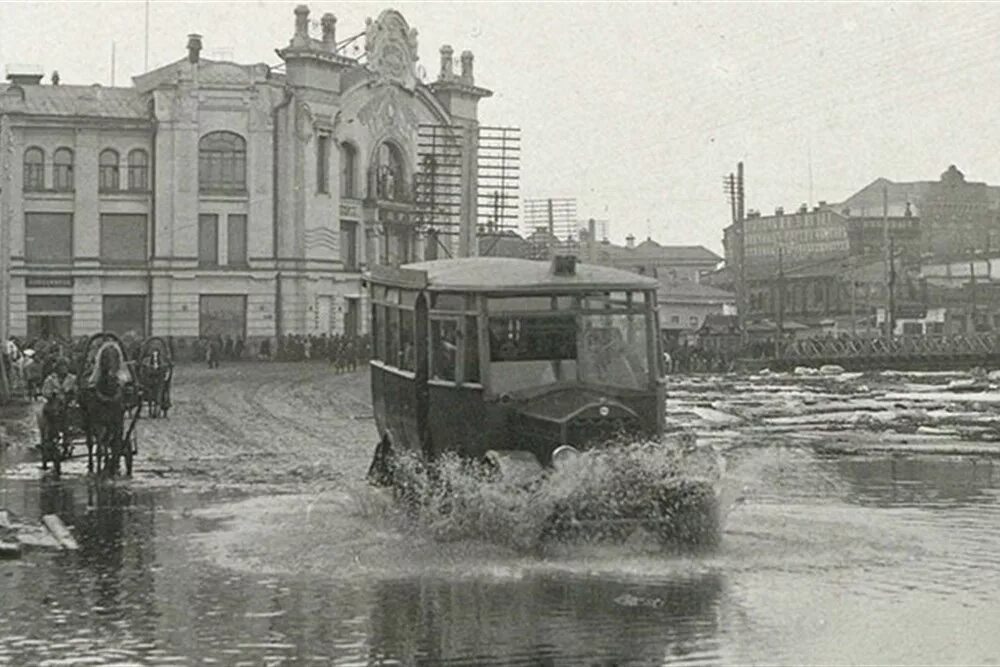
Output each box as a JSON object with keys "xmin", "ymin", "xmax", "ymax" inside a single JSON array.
[
  {"xmin": 340, "ymin": 142, "xmax": 357, "ymax": 198},
  {"xmin": 53, "ymin": 147, "xmax": 74, "ymax": 191},
  {"xmin": 23, "ymin": 147, "xmax": 44, "ymax": 191},
  {"xmin": 375, "ymin": 142, "xmax": 405, "ymax": 201},
  {"xmin": 128, "ymin": 149, "xmax": 149, "ymax": 191},
  {"xmin": 198, "ymin": 131, "xmax": 246, "ymax": 193},
  {"xmin": 99, "ymin": 149, "xmax": 120, "ymax": 191}
]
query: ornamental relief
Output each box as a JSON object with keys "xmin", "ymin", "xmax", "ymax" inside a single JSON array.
[
  {"xmin": 364, "ymin": 9, "xmax": 419, "ymax": 91},
  {"xmin": 355, "ymin": 87, "xmax": 419, "ymax": 138}
]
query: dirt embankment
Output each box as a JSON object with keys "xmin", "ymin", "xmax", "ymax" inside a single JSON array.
[{"xmin": 135, "ymin": 362, "xmax": 376, "ymax": 487}]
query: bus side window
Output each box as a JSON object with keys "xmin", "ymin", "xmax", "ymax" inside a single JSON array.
[
  {"xmin": 431, "ymin": 319, "xmax": 458, "ymax": 381},
  {"xmin": 386, "ymin": 307, "xmax": 400, "ymax": 368},
  {"xmin": 374, "ymin": 304, "xmax": 386, "ymax": 362},
  {"xmin": 400, "ymin": 309, "xmax": 415, "ymax": 372},
  {"xmin": 464, "ymin": 315, "xmax": 480, "ymax": 383}
]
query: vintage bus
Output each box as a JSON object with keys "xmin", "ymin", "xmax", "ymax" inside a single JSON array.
[{"xmin": 365, "ymin": 255, "xmax": 667, "ymax": 479}]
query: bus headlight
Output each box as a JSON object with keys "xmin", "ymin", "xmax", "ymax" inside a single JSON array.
[{"xmin": 551, "ymin": 445, "xmax": 580, "ymax": 470}]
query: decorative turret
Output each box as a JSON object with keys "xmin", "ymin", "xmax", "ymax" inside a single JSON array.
[
  {"xmin": 291, "ymin": 5, "xmax": 311, "ymax": 47},
  {"xmin": 321, "ymin": 13, "xmax": 337, "ymax": 50},
  {"xmin": 439, "ymin": 45, "xmax": 454, "ymax": 81},
  {"xmin": 460, "ymin": 50, "xmax": 474, "ymax": 84}
]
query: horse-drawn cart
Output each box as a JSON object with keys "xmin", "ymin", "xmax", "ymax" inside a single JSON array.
[
  {"xmin": 137, "ymin": 336, "xmax": 173, "ymax": 418},
  {"xmin": 37, "ymin": 332, "xmax": 141, "ymax": 476}
]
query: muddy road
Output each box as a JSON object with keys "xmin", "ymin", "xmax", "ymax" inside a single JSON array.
[{"xmin": 132, "ymin": 362, "xmax": 375, "ymax": 487}]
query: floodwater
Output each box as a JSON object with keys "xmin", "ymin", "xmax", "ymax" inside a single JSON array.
[{"xmin": 3, "ymin": 369, "xmax": 1000, "ymax": 666}]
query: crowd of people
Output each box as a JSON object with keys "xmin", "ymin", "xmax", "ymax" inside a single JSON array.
[{"xmin": 190, "ymin": 333, "xmax": 372, "ymax": 370}]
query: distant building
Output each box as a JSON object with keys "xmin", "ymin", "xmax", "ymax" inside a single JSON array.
[
  {"xmin": 657, "ymin": 280, "xmax": 736, "ymax": 344},
  {"xmin": 0, "ymin": 6, "xmax": 492, "ymax": 343},
  {"xmin": 718, "ymin": 164, "xmax": 1000, "ymax": 336},
  {"xmin": 583, "ymin": 234, "xmax": 721, "ymax": 284}
]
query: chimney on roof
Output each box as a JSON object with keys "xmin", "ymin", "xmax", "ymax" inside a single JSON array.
[
  {"xmin": 50, "ymin": 70, "xmax": 60, "ymax": 85},
  {"xmin": 905, "ymin": 202, "xmax": 913, "ymax": 218},
  {"xmin": 5, "ymin": 65, "xmax": 43, "ymax": 85},
  {"xmin": 799, "ymin": 203, "xmax": 808, "ymax": 214},
  {"xmin": 321, "ymin": 13, "xmax": 337, "ymax": 50},
  {"xmin": 775, "ymin": 206, "xmax": 784, "ymax": 215},
  {"xmin": 292, "ymin": 5, "xmax": 310, "ymax": 47},
  {"xmin": 626, "ymin": 234, "xmax": 636, "ymax": 249},
  {"xmin": 439, "ymin": 45, "xmax": 454, "ymax": 81},
  {"xmin": 187, "ymin": 34, "xmax": 202, "ymax": 63},
  {"xmin": 818, "ymin": 200, "xmax": 827, "ymax": 207},
  {"xmin": 460, "ymin": 50, "xmax": 474, "ymax": 84}
]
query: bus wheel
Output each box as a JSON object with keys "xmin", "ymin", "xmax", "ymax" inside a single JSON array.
[{"xmin": 366, "ymin": 436, "xmax": 395, "ymax": 487}]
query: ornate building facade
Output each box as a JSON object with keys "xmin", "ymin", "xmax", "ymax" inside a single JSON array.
[{"xmin": 0, "ymin": 5, "xmax": 490, "ymax": 344}]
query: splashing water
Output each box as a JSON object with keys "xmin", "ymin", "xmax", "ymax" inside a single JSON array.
[{"xmin": 376, "ymin": 434, "xmax": 725, "ymax": 552}]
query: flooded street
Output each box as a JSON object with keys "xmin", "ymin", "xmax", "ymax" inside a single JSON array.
[{"xmin": 3, "ymin": 363, "xmax": 1000, "ymax": 665}]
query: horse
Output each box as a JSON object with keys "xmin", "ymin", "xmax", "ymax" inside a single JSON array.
[
  {"xmin": 139, "ymin": 349, "xmax": 170, "ymax": 418},
  {"xmin": 79, "ymin": 341, "xmax": 135, "ymax": 476}
]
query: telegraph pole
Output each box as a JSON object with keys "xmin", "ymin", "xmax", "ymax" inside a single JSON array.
[
  {"xmin": 776, "ymin": 246, "xmax": 785, "ymax": 359},
  {"xmin": 724, "ymin": 164, "xmax": 748, "ymax": 345},
  {"xmin": 970, "ymin": 249, "xmax": 977, "ymax": 332},
  {"xmin": 888, "ymin": 236, "xmax": 896, "ymax": 337},
  {"xmin": 882, "ymin": 184, "xmax": 891, "ymax": 337}
]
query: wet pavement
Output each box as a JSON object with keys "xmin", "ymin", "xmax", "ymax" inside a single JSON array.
[{"xmin": 2, "ymin": 363, "xmax": 1000, "ymax": 665}]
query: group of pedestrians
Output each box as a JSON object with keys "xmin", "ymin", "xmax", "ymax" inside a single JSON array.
[
  {"xmin": 274, "ymin": 333, "xmax": 372, "ymax": 371},
  {"xmin": 197, "ymin": 332, "xmax": 372, "ymax": 371}
]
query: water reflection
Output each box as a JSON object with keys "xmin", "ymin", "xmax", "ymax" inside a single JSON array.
[
  {"xmin": 367, "ymin": 573, "xmax": 725, "ymax": 666},
  {"xmin": 835, "ymin": 456, "xmax": 999, "ymax": 507},
  {"xmin": 3, "ymin": 450, "xmax": 1000, "ymax": 665}
]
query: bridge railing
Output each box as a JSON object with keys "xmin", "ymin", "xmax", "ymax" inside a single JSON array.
[{"xmin": 780, "ymin": 333, "xmax": 1000, "ymax": 363}]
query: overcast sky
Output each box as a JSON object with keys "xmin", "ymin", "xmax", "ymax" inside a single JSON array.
[{"xmin": 3, "ymin": 1, "xmax": 1000, "ymax": 253}]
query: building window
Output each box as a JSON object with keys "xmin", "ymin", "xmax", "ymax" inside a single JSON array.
[
  {"xmin": 344, "ymin": 297, "xmax": 360, "ymax": 337},
  {"xmin": 340, "ymin": 220, "xmax": 358, "ymax": 271},
  {"xmin": 340, "ymin": 142, "xmax": 357, "ymax": 198},
  {"xmin": 199, "ymin": 295, "xmax": 246, "ymax": 338},
  {"xmin": 128, "ymin": 149, "xmax": 149, "ymax": 191},
  {"xmin": 374, "ymin": 142, "xmax": 405, "ymax": 201},
  {"xmin": 198, "ymin": 131, "xmax": 246, "ymax": 193},
  {"xmin": 23, "ymin": 147, "xmax": 44, "ymax": 191},
  {"xmin": 53, "ymin": 147, "xmax": 74, "ymax": 191},
  {"xmin": 100, "ymin": 214, "xmax": 147, "ymax": 263},
  {"xmin": 317, "ymin": 135, "xmax": 330, "ymax": 194},
  {"xmin": 227, "ymin": 214, "xmax": 247, "ymax": 267},
  {"xmin": 25, "ymin": 212, "xmax": 72, "ymax": 264},
  {"xmin": 102, "ymin": 295, "xmax": 147, "ymax": 338},
  {"xmin": 198, "ymin": 214, "xmax": 219, "ymax": 267},
  {"xmin": 689, "ymin": 315, "xmax": 699, "ymax": 328},
  {"xmin": 27, "ymin": 295, "xmax": 72, "ymax": 340},
  {"xmin": 99, "ymin": 149, "xmax": 120, "ymax": 191}
]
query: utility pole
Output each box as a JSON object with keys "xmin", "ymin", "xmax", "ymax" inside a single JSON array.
[
  {"xmin": 888, "ymin": 236, "xmax": 896, "ymax": 337},
  {"xmin": 970, "ymin": 249, "xmax": 977, "ymax": 332},
  {"xmin": 882, "ymin": 184, "xmax": 890, "ymax": 337},
  {"xmin": 144, "ymin": 0, "xmax": 150, "ymax": 71},
  {"xmin": 850, "ymin": 256, "xmax": 857, "ymax": 335},
  {"xmin": 724, "ymin": 164, "xmax": 748, "ymax": 346},
  {"xmin": 776, "ymin": 246, "xmax": 785, "ymax": 359}
]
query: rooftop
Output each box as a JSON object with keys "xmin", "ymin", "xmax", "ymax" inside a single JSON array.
[
  {"xmin": 374, "ymin": 257, "xmax": 660, "ymax": 293},
  {"xmin": 0, "ymin": 83, "xmax": 148, "ymax": 119}
]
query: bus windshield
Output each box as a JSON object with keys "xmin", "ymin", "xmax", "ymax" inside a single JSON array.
[{"xmin": 488, "ymin": 311, "xmax": 649, "ymax": 394}]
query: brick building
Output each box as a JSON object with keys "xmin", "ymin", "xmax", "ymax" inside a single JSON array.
[{"xmin": 0, "ymin": 6, "xmax": 491, "ymax": 344}]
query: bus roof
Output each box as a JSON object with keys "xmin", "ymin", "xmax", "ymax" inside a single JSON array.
[{"xmin": 368, "ymin": 257, "xmax": 659, "ymax": 293}]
